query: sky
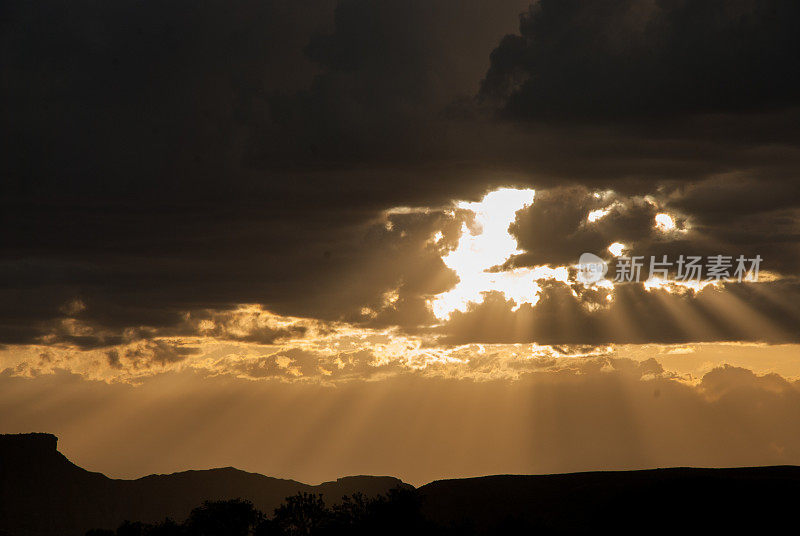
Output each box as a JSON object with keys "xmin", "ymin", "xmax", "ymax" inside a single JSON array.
[{"xmin": 2, "ymin": 0, "xmax": 800, "ymax": 486}]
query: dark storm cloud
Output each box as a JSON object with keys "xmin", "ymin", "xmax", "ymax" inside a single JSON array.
[
  {"xmin": 2, "ymin": 0, "xmax": 800, "ymax": 348},
  {"xmin": 262, "ymin": 0, "xmax": 531, "ymax": 168},
  {"xmin": 0, "ymin": 0, "xmax": 530, "ymax": 345},
  {"xmin": 506, "ymin": 184, "xmax": 800, "ymax": 277},
  {"xmin": 480, "ymin": 0, "xmax": 800, "ymax": 120},
  {"xmin": 507, "ymin": 186, "xmax": 664, "ymax": 267},
  {"xmin": 475, "ymin": 0, "xmax": 800, "ymax": 202}
]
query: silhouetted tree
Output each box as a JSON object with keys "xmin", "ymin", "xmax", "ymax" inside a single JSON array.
[
  {"xmin": 87, "ymin": 488, "xmax": 438, "ymax": 536},
  {"xmin": 329, "ymin": 492, "xmax": 370, "ymax": 529},
  {"xmin": 359, "ymin": 487, "xmax": 430, "ymax": 535},
  {"xmin": 116, "ymin": 521, "xmax": 149, "ymax": 536},
  {"xmin": 91, "ymin": 518, "xmax": 183, "ymax": 536},
  {"xmin": 146, "ymin": 518, "xmax": 182, "ymax": 536},
  {"xmin": 264, "ymin": 493, "xmax": 329, "ymax": 536},
  {"xmin": 185, "ymin": 499, "xmax": 263, "ymax": 536}
]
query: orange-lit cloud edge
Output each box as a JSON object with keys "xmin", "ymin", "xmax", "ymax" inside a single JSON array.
[{"xmin": 1, "ymin": 187, "xmax": 796, "ymax": 385}]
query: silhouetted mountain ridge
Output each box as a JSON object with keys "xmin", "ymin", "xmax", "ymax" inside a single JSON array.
[
  {"xmin": 3, "ymin": 433, "xmax": 800, "ymax": 535},
  {"xmin": 419, "ymin": 467, "xmax": 800, "ymax": 533},
  {"xmin": 0, "ymin": 434, "xmax": 407, "ymax": 536}
]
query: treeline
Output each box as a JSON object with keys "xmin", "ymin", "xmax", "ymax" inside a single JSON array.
[{"xmin": 86, "ymin": 488, "xmax": 442, "ymax": 536}]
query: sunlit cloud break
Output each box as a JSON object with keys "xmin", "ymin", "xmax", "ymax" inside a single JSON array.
[{"xmin": 429, "ymin": 188, "xmax": 567, "ymax": 320}]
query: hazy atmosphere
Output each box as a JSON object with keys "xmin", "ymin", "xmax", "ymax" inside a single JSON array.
[{"xmin": 3, "ymin": 0, "xmax": 800, "ymax": 489}]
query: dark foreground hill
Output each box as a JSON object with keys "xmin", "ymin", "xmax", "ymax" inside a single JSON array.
[
  {"xmin": 419, "ymin": 466, "xmax": 800, "ymax": 533},
  {"xmin": 0, "ymin": 434, "xmax": 406, "ymax": 536},
  {"xmin": 3, "ymin": 433, "xmax": 800, "ymax": 535}
]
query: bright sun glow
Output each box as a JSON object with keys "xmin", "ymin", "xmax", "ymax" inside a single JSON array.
[
  {"xmin": 429, "ymin": 188, "xmax": 568, "ymax": 320},
  {"xmin": 654, "ymin": 213, "xmax": 676, "ymax": 232},
  {"xmin": 587, "ymin": 207, "xmax": 610, "ymax": 223},
  {"xmin": 608, "ymin": 242, "xmax": 626, "ymax": 257},
  {"xmin": 586, "ymin": 201, "xmax": 622, "ymax": 223}
]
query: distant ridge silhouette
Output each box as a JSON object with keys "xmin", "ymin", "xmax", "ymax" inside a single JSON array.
[
  {"xmin": 418, "ymin": 467, "xmax": 800, "ymax": 533},
  {"xmin": 2, "ymin": 433, "xmax": 800, "ymax": 535},
  {"xmin": 0, "ymin": 434, "xmax": 407, "ymax": 536}
]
